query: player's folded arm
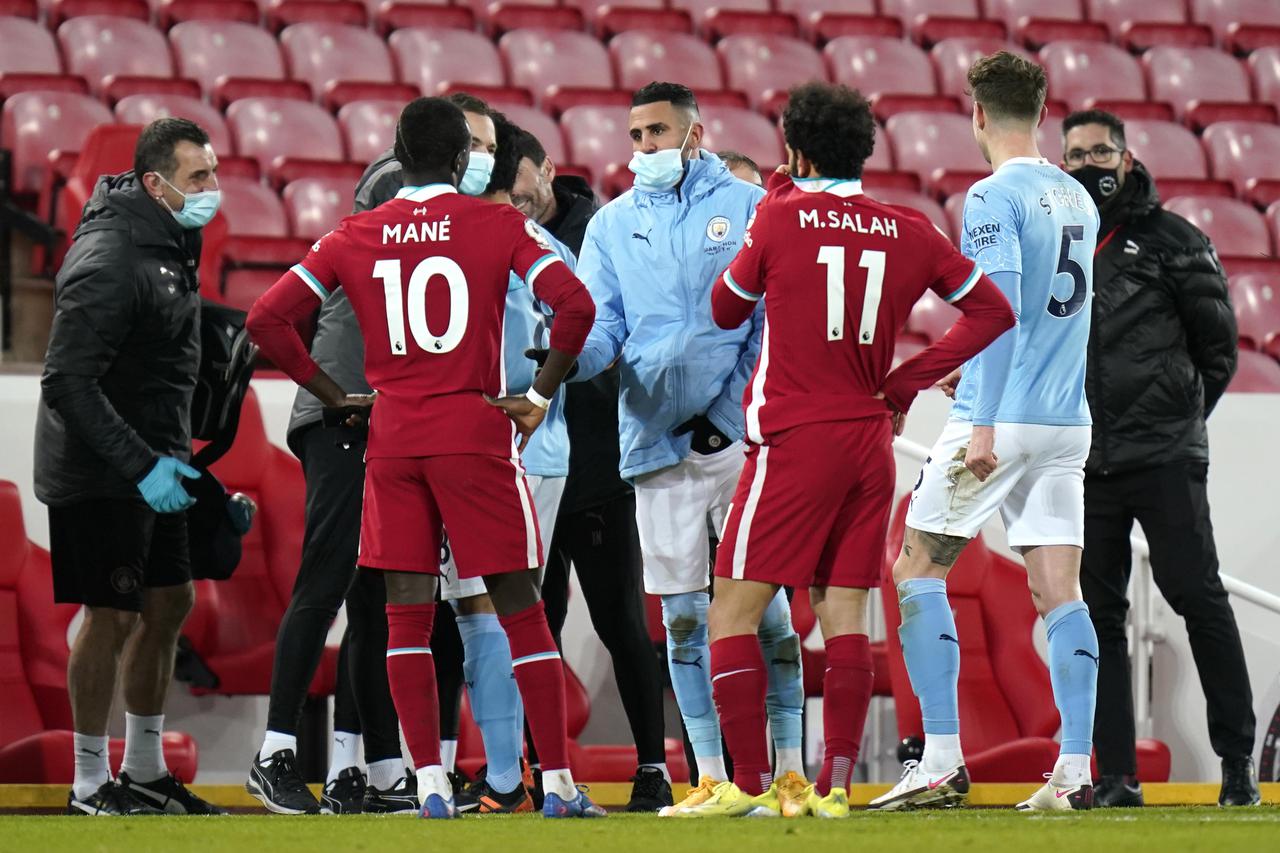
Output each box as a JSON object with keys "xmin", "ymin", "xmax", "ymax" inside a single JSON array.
[
  {"xmin": 245, "ymin": 265, "xmax": 330, "ymax": 387},
  {"xmin": 525, "ymin": 253, "xmax": 596, "ymax": 358},
  {"xmin": 711, "ymin": 267, "xmax": 762, "ymax": 330}
]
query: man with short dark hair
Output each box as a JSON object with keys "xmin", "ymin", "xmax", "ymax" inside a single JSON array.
[
  {"xmin": 510, "ymin": 130, "xmax": 596, "ymax": 256},
  {"xmin": 685, "ymin": 81, "xmax": 1012, "ymax": 819},
  {"xmin": 875, "ymin": 51, "xmax": 1102, "ymax": 813},
  {"xmin": 572, "ymin": 81, "xmax": 805, "ymax": 814},
  {"xmin": 36, "ymin": 117, "xmax": 225, "ymax": 816},
  {"xmin": 1060, "ymin": 109, "xmax": 1258, "ymax": 809},
  {"xmin": 716, "ymin": 151, "xmax": 763, "ymax": 186}
]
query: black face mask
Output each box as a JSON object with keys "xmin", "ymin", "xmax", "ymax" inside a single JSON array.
[{"xmin": 1070, "ymin": 165, "xmax": 1124, "ymax": 208}]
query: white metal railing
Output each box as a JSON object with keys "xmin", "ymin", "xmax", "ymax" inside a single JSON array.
[{"xmin": 891, "ymin": 434, "xmax": 1280, "ymax": 739}]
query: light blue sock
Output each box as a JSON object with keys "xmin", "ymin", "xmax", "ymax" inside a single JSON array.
[
  {"xmin": 661, "ymin": 592, "xmax": 721, "ymax": 762},
  {"xmin": 897, "ymin": 578, "xmax": 960, "ymax": 735},
  {"xmin": 1044, "ymin": 601, "xmax": 1099, "ymax": 756},
  {"xmin": 456, "ymin": 612, "xmax": 524, "ymax": 794},
  {"xmin": 757, "ymin": 590, "xmax": 804, "ymax": 755}
]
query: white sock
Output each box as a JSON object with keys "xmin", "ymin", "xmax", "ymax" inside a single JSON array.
[
  {"xmin": 921, "ymin": 734, "xmax": 964, "ymax": 773},
  {"xmin": 542, "ymin": 768, "xmax": 577, "ymax": 801},
  {"xmin": 120, "ymin": 713, "xmax": 167, "ymax": 782},
  {"xmin": 695, "ymin": 754, "xmax": 728, "ymax": 782},
  {"xmin": 640, "ymin": 762, "xmax": 671, "ymax": 783},
  {"xmin": 774, "ymin": 746, "xmax": 804, "ymax": 778},
  {"xmin": 259, "ymin": 730, "xmax": 297, "ymax": 762},
  {"xmin": 73, "ymin": 733, "xmax": 110, "ymax": 801},
  {"xmin": 327, "ymin": 731, "xmax": 361, "ymax": 784},
  {"xmin": 415, "ymin": 765, "xmax": 450, "ymax": 800},
  {"xmin": 440, "ymin": 739, "xmax": 458, "ymax": 774},
  {"xmin": 1053, "ymin": 753, "xmax": 1092, "ymax": 786},
  {"xmin": 368, "ymin": 758, "xmax": 403, "ymax": 791}
]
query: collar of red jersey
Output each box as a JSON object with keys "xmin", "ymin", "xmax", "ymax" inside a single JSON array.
[
  {"xmin": 790, "ymin": 177, "xmax": 864, "ymax": 197},
  {"xmin": 395, "ymin": 184, "xmax": 458, "ymax": 202}
]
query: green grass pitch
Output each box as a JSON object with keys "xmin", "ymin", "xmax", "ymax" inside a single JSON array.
[{"xmin": 4, "ymin": 809, "xmax": 1280, "ymax": 853}]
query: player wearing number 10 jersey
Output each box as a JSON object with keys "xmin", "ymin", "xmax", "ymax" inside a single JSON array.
[
  {"xmin": 680, "ymin": 83, "xmax": 1014, "ymax": 820},
  {"xmin": 246, "ymin": 97, "xmax": 604, "ymax": 820}
]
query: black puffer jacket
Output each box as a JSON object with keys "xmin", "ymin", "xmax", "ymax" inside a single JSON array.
[
  {"xmin": 1085, "ymin": 161, "xmax": 1236, "ymax": 476},
  {"xmin": 35, "ymin": 171, "xmax": 203, "ymax": 506}
]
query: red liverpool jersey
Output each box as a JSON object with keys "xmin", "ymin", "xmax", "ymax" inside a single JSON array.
[
  {"xmin": 710, "ymin": 178, "xmax": 1012, "ymax": 444},
  {"xmin": 248, "ymin": 184, "xmax": 595, "ymax": 459}
]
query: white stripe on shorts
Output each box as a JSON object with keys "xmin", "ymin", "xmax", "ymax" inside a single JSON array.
[
  {"xmin": 731, "ymin": 444, "xmax": 770, "ymax": 580},
  {"xmin": 510, "ymin": 455, "xmax": 539, "ymax": 568}
]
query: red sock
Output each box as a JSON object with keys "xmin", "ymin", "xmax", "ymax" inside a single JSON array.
[
  {"xmin": 498, "ymin": 601, "xmax": 570, "ymax": 771},
  {"xmin": 710, "ymin": 634, "xmax": 771, "ymax": 796},
  {"xmin": 816, "ymin": 633, "xmax": 873, "ymax": 796},
  {"xmin": 385, "ymin": 602, "xmax": 440, "ymax": 770}
]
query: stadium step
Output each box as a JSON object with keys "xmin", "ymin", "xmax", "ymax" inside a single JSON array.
[{"xmin": 1, "ymin": 782, "xmax": 1276, "ymax": 813}]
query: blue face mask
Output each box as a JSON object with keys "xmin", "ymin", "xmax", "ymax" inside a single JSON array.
[
  {"xmin": 628, "ymin": 122, "xmax": 693, "ymax": 192},
  {"xmin": 460, "ymin": 151, "xmax": 495, "ymax": 196},
  {"xmin": 158, "ymin": 174, "xmax": 221, "ymax": 229}
]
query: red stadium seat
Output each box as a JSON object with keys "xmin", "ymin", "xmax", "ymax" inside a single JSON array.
[
  {"xmin": 1165, "ymin": 195, "xmax": 1273, "ymax": 257},
  {"xmin": 169, "ymin": 21, "xmax": 289, "ymax": 100},
  {"xmin": 57, "ymin": 16, "xmax": 175, "ymax": 97},
  {"xmin": 826, "ymin": 35, "xmax": 937, "ymax": 101},
  {"xmin": 0, "ymin": 16, "xmax": 62, "ymax": 76},
  {"xmin": 595, "ymin": 6, "xmax": 694, "ymax": 40},
  {"xmin": 436, "ymin": 82, "xmax": 534, "ymax": 106},
  {"xmin": 1087, "ymin": 0, "xmax": 1187, "ymax": 31},
  {"xmin": 703, "ymin": 9, "xmax": 800, "ymax": 41},
  {"xmin": 389, "ymin": 28, "xmax": 505, "ymax": 97},
  {"xmin": 776, "ymin": 0, "xmax": 875, "ymax": 37},
  {"xmin": 565, "ymin": 0, "xmax": 663, "ymax": 25},
  {"xmin": 155, "ymin": 0, "xmax": 262, "ymax": 28},
  {"xmin": 610, "ymin": 30, "xmax": 723, "ymax": 92},
  {"xmin": 1143, "ymin": 46, "xmax": 1271, "ymax": 129},
  {"xmin": 283, "ymin": 177, "xmax": 353, "ymax": 240},
  {"xmin": 1231, "ymin": 273, "xmax": 1280, "ymax": 357},
  {"xmin": 880, "ymin": 496, "xmax": 1172, "ymax": 782},
  {"xmin": 265, "ymin": 0, "xmax": 368, "ymax": 31},
  {"xmin": 280, "ymin": 23, "xmax": 397, "ymax": 109},
  {"xmin": 881, "ymin": 0, "xmax": 995, "ymax": 45},
  {"xmin": 1202, "ymin": 121, "xmax": 1280, "ymax": 208},
  {"xmin": 885, "ymin": 111, "xmax": 989, "ymax": 198},
  {"xmin": 500, "ymin": 28, "xmax": 615, "ymax": 105},
  {"xmin": 905, "ymin": 287, "xmax": 959, "ymax": 342},
  {"xmin": 1036, "ymin": 112, "xmax": 1064, "ymax": 162},
  {"xmin": 485, "ymin": 2, "xmax": 586, "ymax": 37},
  {"xmin": 1251, "ymin": 47, "xmax": 1280, "ymax": 114},
  {"xmin": 670, "ymin": 0, "xmax": 769, "ymax": 35},
  {"xmin": 46, "ymin": 0, "xmax": 151, "ymax": 27},
  {"xmin": 337, "ymin": 99, "xmax": 400, "ymax": 165},
  {"xmin": 717, "ymin": 34, "xmax": 826, "ymax": 113},
  {"xmin": 1124, "ymin": 119, "xmax": 1209, "ymax": 180},
  {"xmin": 932, "ymin": 38, "xmax": 1032, "ymax": 111},
  {"xmin": 1039, "ymin": 41, "xmax": 1147, "ymax": 113},
  {"xmin": 0, "ymin": 90, "xmax": 111, "ymax": 196},
  {"xmin": 0, "ymin": 0, "xmax": 36, "ymax": 16},
  {"xmin": 217, "ymin": 176, "xmax": 290, "ymax": 237},
  {"xmin": 560, "ymin": 104, "xmax": 632, "ymax": 190},
  {"xmin": 502, "ymin": 103, "xmax": 567, "ymax": 163},
  {"xmin": 1269, "ymin": 200, "xmax": 1280, "ymax": 250},
  {"xmin": 987, "ymin": 0, "xmax": 1084, "ymax": 29},
  {"xmin": 225, "ymin": 97, "xmax": 345, "ymax": 177},
  {"xmin": 373, "ymin": 1, "xmax": 476, "ymax": 35},
  {"xmin": 1190, "ymin": 0, "xmax": 1280, "ymax": 44},
  {"xmin": 700, "ymin": 105, "xmax": 783, "ymax": 169},
  {"xmin": 869, "ymin": 187, "xmax": 953, "ymax": 240},
  {"xmin": 113, "ymin": 93, "xmax": 231, "ymax": 155},
  {"xmin": 0, "ymin": 481, "xmax": 198, "ymax": 784},
  {"xmin": 1228, "ymin": 349, "xmax": 1280, "ymax": 392}
]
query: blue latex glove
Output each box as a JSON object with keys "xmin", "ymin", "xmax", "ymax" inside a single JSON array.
[{"xmin": 137, "ymin": 457, "xmax": 200, "ymax": 514}]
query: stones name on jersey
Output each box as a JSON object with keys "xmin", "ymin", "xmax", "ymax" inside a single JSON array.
[{"xmin": 798, "ymin": 208, "xmax": 899, "ymax": 238}]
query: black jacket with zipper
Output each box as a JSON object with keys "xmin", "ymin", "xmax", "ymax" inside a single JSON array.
[
  {"xmin": 1085, "ymin": 161, "xmax": 1236, "ymax": 477},
  {"xmin": 35, "ymin": 171, "xmax": 203, "ymax": 506}
]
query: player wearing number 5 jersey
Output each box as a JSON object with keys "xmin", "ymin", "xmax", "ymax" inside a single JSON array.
[
  {"xmin": 874, "ymin": 52, "xmax": 1102, "ymax": 815},
  {"xmin": 246, "ymin": 98, "xmax": 604, "ymax": 820},
  {"xmin": 679, "ymin": 83, "xmax": 1014, "ymax": 819}
]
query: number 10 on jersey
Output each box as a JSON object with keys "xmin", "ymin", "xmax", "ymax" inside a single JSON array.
[
  {"xmin": 817, "ymin": 246, "xmax": 885, "ymax": 344},
  {"xmin": 374, "ymin": 256, "xmax": 470, "ymax": 355}
]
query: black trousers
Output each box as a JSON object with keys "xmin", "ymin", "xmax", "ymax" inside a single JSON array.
[
  {"xmin": 1082, "ymin": 461, "xmax": 1255, "ymax": 776},
  {"xmin": 542, "ymin": 492, "xmax": 667, "ymax": 767},
  {"xmin": 266, "ymin": 424, "xmax": 400, "ymax": 762}
]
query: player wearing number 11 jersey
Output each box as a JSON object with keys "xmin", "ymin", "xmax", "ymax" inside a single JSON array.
[
  {"xmin": 247, "ymin": 97, "xmax": 604, "ymax": 820},
  {"xmin": 681, "ymin": 82, "xmax": 1014, "ymax": 819},
  {"xmin": 876, "ymin": 52, "xmax": 1102, "ymax": 815}
]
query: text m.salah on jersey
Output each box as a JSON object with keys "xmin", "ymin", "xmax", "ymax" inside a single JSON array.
[{"xmin": 798, "ymin": 209, "xmax": 899, "ymax": 238}]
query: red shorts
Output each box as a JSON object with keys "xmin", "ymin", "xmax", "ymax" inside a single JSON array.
[
  {"xmin": 358, "ymin": 454, "xmax": 542, "ymax": 577},
  {"xmin": 714, "ymin": 418, "xmax": 894, "ymax": 590}
]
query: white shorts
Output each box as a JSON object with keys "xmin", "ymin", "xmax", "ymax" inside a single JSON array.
[
  {"xmin": 905, "ymin": 420, "xmax": 1091, "ymax": 548},
  {"xmin": 634, "ymin": 445, "xmax": 745, "ymax": 595},
  {"xmin": 439, "ymin": 474, "xmax": 565, "ymax": 602}
]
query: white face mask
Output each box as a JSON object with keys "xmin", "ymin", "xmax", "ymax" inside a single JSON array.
[
  {"xmin": 628, "ymin": 122, "xmax": 694, "ymax": 192},
  {"xmin": 460, "ymin": 151, "xmax": 495, "ymax": 196}
]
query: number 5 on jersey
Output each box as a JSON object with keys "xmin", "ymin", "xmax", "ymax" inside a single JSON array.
[
  {"xmin": 374, "ymin": 256, "xmax": 470, "ymax": 355},
  {"xmin": 817, "ymin": 246, "xmax": 885, "ymax": 344}
]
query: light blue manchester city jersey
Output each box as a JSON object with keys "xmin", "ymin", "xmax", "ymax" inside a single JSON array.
[{"xmin": 951, "ymin": 156, "xmax": 1099, "ymax": 426}]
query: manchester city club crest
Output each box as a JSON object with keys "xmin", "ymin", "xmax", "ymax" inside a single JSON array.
[{"xmin": 706, "ymin": 215, "xmax": 731, "ymax": 242}]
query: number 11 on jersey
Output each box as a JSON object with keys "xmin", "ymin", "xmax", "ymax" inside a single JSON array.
[{"xmin": 817, "ymin": 246, "xmax": 885, "ymax": 345}]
